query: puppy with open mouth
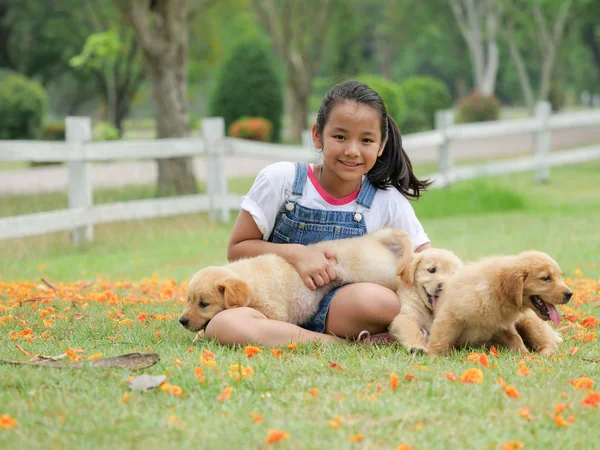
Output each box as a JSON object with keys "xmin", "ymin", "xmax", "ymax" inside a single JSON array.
[
  {"xmin": 426, "ymin": 250, "xmax": 572, "ymax": 356},
  {"xmin": 389, "ymin": 245, "xmax": 463, "ymax": 354}
]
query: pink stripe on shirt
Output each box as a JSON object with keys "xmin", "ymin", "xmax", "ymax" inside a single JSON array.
[{"xmin": 307, "ymin": 164, "xmax": 361, "ymax": 206}]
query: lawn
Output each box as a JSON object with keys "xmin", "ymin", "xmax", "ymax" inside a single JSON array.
[{"xmin": 1, "ymin": 162, "xmax": 599, "ymax": 449}]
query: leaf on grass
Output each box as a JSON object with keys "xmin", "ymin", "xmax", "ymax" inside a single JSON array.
[
  {"xmin": 128, "ymin": 374, "xmax": 168, "ymax": 391},
  {"xmin": 0, "ymin": 353, "xmax": 160, "ymax": 370}
]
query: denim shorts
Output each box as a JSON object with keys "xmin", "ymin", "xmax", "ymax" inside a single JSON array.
[{"xmin": 300, "ymin": 285, "xmax": 346, "ymax": 333}]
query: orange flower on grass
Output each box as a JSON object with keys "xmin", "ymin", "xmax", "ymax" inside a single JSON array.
[
  {"xmin": 580, "ymin": 316, "xmax": 599, "ymax": 328},
  {"xmin": 459, "ymin": 368, "xmax": 484, "ymax": 384},
  {"xmin": 244, "ymin": 346, "xmax": 262, "ymax": 358},
  {"xmin": 217, "ymin": 386, "xmax": 233, "ymax": 401},
  {"xmin": 328, "ymin": 361, "xmax": 343, "ymax": 370},
  {"xmin": 87, "ymin": 353, "xmax": 103, "ymax": 360},
  {"xmin": 489, "ymin": 346, "xmax": 500, "ymax": 358},
  {"xmin": 270, "ymin": 349, "xmax": 282, "ymax": 358},
  {"xmin": 570, "ymin": 346, "xmax": 580, "ymax": 356},
  {"xmin": 390, "ymin": 373, "xmax": 399, "ymax": 390},
  {"xmin": 329, "ymin": 415, "xmax": 342, "ymax": 428},
  {"xmin": 405, "ymin": 374, "xmax": 416, "ymax": 381},
  {"xmin": 554, "ymin": 403, "xmax": 568, "ymax": 414},
  {"xmin": 121, "ymin": 392, "xmax": 130, "ymax": 404},
  {"xmin": 0, "ymin": 414, "xmax": 18, "ymax": 430},
  {"xmin": 159, "ymin": 382, "xmax": 184, "ymax": 398},
  {"xmin": 497, "ymin": 377, "xmax": 520, "ymax": 398},
  {"xmin": 396, "ymin": 444, "xmax": 414, "ymax": 450},
  {"xmin": 581, "ymin": 391, "xmax": 600, "ymax": 407},
  {"xmin": 569, "ymin": 377, "xmax": 594, "ymax": 390},
  {"xmin": 250, "ymin": 412, "xmax": 263, "ymax": 423},
  {"xmin": 445, "ymin": 371, "xmax": 458, "ymax": 381},
  {"xmin": 501, "ymin": 440, "xmax": 524, "ymax": 450},
  {"xmin": 287, "ymin": 343, "xmax": 297, "ymax": 350},
  {"xmin": 265, "ymin": 429, "xmax": 290, "ymax": 445},
  {"xmin": 307, "ymin": 388, "xmax": 318, "ymax": 398},
  {"xmin": 518, "ymin": 406, "xmax": 531, "ymax": 421},
  {"xmin": 553, "ymin": 414, "xmax": 569, "ymax": 428},
  {"xmin": 137, "ymin": 313, "xmax": 147, "ymax": 322},
  {"xmin": 516, "ymin": 361, "xmax": 530, "ymax": 376},
  {"xmin": 349, "ymin": 434, "xmax": 364, "ymax": 443},
  {"xmin": 194, "ymin": 367, "xmax": 204, "ymax": 382}
]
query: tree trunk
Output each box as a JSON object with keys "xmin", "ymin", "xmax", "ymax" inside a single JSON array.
[
  {"xmin": 505, "ymin": 27, "xmax": 535, "ymax": 113},
  {"xmin": 113, "ymin": 0, "xmax": 197, "ymax": 196},
  {"xmin": 145, "ymin": 53, "xmax": 197, "ymax": 196},
  {"xmin": 288, "ymin": 84, "xmax": 309, "ymax": 144}
]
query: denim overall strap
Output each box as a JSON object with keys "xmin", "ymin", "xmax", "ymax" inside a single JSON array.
[
  {"xmin": 291, "ymin": 162, "xmax": 308, "ymax": 196},
  {"xmin": 355, "ymin": 177, "xmax": 377, "ymax": 209}
]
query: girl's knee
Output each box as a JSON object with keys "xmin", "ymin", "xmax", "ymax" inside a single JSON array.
[
  {"xmin": 339, "ymin": 284, "xmax": 401, "ymax": 321},
  {"xmin": 204, "ymin": 307, "xmax": 262, "ymax": 345}
]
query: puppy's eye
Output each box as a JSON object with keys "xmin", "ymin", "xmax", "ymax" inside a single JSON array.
[
  {"xmin": 427, "ymin": 267, "xmax": 436, "ymax": 273},
  {"xmin": 541, "ymin": 275, "xmax": 552, "ymax": 282},
  {"xmin": 199, "ymin": 301, "xmax": 209, "ymax": 308}
]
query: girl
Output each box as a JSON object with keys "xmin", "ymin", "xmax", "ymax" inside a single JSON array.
[{"xmin": 205, "ymin": 80, "xmax": 432, "ymax": 346}]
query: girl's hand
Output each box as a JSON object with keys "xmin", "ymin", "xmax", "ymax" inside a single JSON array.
[{"xmin": 288, "ymin": 245, "xmax": 337, "ymax": 291}]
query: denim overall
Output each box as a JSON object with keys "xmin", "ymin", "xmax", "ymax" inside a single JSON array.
[{"xmin": 267, "ymin": 162, "xmax": 377, "ymax": 332}]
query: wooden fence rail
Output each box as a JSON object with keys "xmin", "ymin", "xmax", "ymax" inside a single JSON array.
[{"xmin": 1, "ymin": 101, "xmax": 600, "ymax": 246}]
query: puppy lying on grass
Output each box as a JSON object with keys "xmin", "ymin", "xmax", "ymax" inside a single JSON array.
[
  {"xmin": 179, "ymin": 228, "xmax": 412, "ymax": 333},
  {"xmin": 389, "ymin": 243, "xmax": 463, "ymax": 354},
  {"xmin": 426, "ymin": 250, "xmax": 572, "ymax": 356}
]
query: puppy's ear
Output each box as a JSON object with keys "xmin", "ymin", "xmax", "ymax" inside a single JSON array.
[
  {"xmin": 499, "ymin": 267, "xmax": 528, "ymax": 308},
  {"xmin": 398, "ymin": 254, "xmax": 422, "ymax": 287},
  {"xmin": 217, "ymin": 278, "xmax": 251, "ymax": 308}
]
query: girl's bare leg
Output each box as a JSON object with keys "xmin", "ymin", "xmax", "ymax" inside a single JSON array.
[
  {"xmin": 325, "ymin": 283, "xmax": 401, "ymax": 338},
  {"xmin": 204, "ymin": 307, "xmax": 341, "ymax": 347}
]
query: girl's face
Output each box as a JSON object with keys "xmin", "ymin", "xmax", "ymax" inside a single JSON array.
[{"xmin": 312, "ymin": 101, "xmax": 385, "ymax": 193}]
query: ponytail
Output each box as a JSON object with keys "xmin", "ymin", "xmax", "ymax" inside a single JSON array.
[{"xmin": 367, "ymin": 113, "xmax": 432, "ymax": 199}]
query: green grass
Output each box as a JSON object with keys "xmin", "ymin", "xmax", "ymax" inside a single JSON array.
[{"xmin": 1, "ymin": 161, "xmax": 599, "ymax": 449}]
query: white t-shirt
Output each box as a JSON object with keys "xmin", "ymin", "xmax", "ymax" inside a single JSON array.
[{"xmin": 241, "ymin": 162, "xmax": 430, "ymax": 249}]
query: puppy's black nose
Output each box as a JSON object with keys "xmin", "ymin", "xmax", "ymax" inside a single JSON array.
[
  {"xmin": 563, "ymin": 290, "xmax": 573, "ymax": 302},
  {"xmin": 435, "ymin": 282, "xmax": 443, "ymax": 294},
  {"xmin": 179, "ymin": 317, "xmax": 189, "ymax": 327}
]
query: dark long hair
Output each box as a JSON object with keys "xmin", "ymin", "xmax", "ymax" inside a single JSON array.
[{"xmin": 315, "ymin": 80, "xmax": 431, "ymax": 199}]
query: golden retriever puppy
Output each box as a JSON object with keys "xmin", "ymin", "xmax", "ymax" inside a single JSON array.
[
  {"xmin": 179, "ymin": 228, "xmax": 413, "ymax": 332},
  {"xmin": 427, "ymin": 250, "xmax": 572, "ymax": 356},
  {"xmin": 389, "ymin": 247, "xmax": 463, "ymax": 353}
]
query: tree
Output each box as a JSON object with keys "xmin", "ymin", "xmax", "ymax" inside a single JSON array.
[
  {"xmin": 1, "ymin": 0, "xmax": 145, "ymax": 133},
  {"xmin": 448, "ymin": 0, "xmax": 500, "ymax": 95},
  {"xmin": 579, "ymin": 0, "xmax": 600, "ymax": 84},
  {"xmin": 210, "ymin": 39, "xmax": 283, "ymax": 141},
  {"xmin": 114, "ymin": 0, "xmax": 198, "ymax": 196},
  {"xmin": 251, "ymin": 0, "xmax": 335, "ymax": 142},
  {"xmin": 502, "ymin": 0, "xmax": 574, "ymax": 112}
]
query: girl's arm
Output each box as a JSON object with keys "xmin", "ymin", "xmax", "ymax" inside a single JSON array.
[{"xmin": 227, "ymin": 210, "xmax": 336, "ymax": 291}]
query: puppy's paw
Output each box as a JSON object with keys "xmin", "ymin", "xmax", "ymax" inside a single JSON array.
[{"xmin": 409, "ymin": 345, "xmax": 428, "ymax": 355}]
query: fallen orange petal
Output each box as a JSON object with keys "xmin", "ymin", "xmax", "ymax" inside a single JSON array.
[
  {"xmin": 459, "ymin": 368, "xmax": 484, "ymax": 384},
  {"xmin": 390, "ymin": 372, "xmax": 399, "ymax": 390},
  {"xmin": 307, "ymin": 388, "xmax": 318, "ymax": 398},
  {"xmin": 265, "ymin": 429, "xmax": 290, "ymax": 445},
  {"xmin": 405, "ymin": 373, "xmax": 415, "ymax": 381},
  {"xmin": 581, "ymin": 391, "xmax": 600, "ymax": 407},
  {"xmin": 0, "ymin": 414, "xmax": 18, "ymax": 430},
  {"xmin": 270, "ymin": 349, "xmax": 282, "ymax": 358},
  {"xmin": 329, "ymin": 415, "xmax": 342, "ymax": 428},
  {"xmin": 516, "ymin": 361, "xmax": 530, "ymax": 376},
  {"xmin": 489, "ymin": 346, "xmax": 500, "ymax": 358},
  {"xmin": 244, "ymin": 346, "xmax": 262, "ymax": 358},
  {"xmin": 554, "ymin": 403, "xmax": 568, "ymax": 414},
  {"xmin": 569, "ymin": 377, "xmax": 595, "ymax": 390},
  {"xmin": 250, "ymin": 412, "xmax": 263, "ymax": 423},
  {"xmin": 445, "ymin": 371, "xmax": 457, "ymax": 381},
  {"xmin": 349, "ymin": 434, "xmax": 364, "ymax": 443},
  {"xmin": 553, "ymin": 414, "xmax": 569, "ymax": 427},
  {"xmin": 217, "ymin": 386, "xmax": 233, "ymax": 401},
  {"xmin": 501, "ymin": 440, "xmax": 524, "ymax": 450}
]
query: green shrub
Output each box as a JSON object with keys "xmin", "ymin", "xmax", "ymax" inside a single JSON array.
[
  {"xmin": 399, "ymin": 76, "xmax": 453, "ymax": 133},
  {"xmin": 93, "ymin": 121, "xmax": 120, "ymax": 141},
  {"xmin": 228, "ymin": 117, "xmax": 273, "ymax": 142},
  {"xmin": 354, "ymin": 75, "xmax": 407, "ymax": 126},
  {"xmin": 0, "ymin": 73, "xmax": 47, "ymax": 140},
  {"xmin": 210, "ymin": 40, "xmax": 283, "ymax": 142},
  {"xmin": 456, "ymin": 91, "xmax": 501, "ymax": 123}
]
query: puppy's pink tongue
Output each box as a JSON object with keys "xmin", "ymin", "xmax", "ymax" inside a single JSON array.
[
  {"xmin": 431, "ymin": 296, "xmax": 438, "ymax": 309},
  {"xmin": 545, "ymin": 302, "xmax": 561, "ymax": 326}
]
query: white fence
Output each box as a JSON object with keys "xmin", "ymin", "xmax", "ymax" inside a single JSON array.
[{"xmin": 1, "ymin": 101, "xmax": 600, "ymax": 246}]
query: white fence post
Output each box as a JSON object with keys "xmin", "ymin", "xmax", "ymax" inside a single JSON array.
[
  {"xmin": 66, "ymin": 116, "xmax": 93, "ymax": 247},
  {"xmin": 534, "ymin": 101, "xmax": 552, "ymax": 183},
  {"xmin": 203, "ymin": 117, "xmax": 228, "ymax": 222},
  {"xmin": 435, "ymin": 110, "xmax": 455, "ymax": 187}
]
